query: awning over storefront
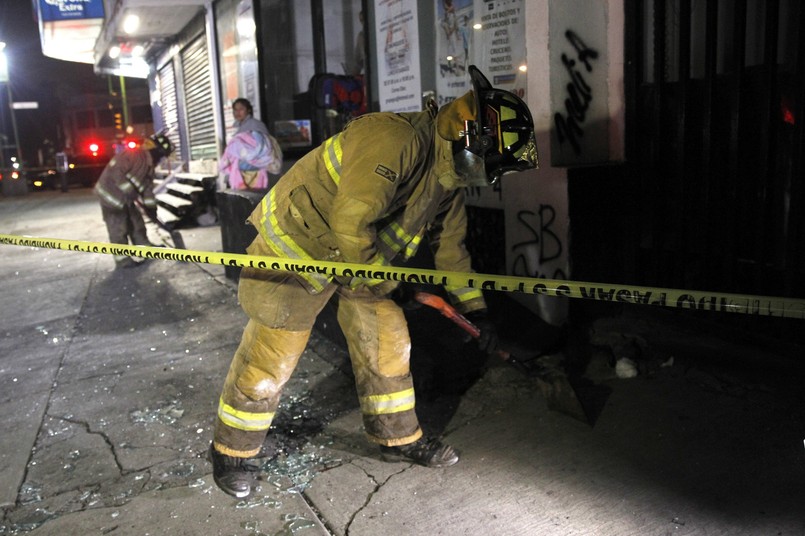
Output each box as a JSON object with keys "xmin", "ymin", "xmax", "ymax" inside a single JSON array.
[{"xmin": 93, "ymin": 0, "xmax": 207, "ymax": 78}]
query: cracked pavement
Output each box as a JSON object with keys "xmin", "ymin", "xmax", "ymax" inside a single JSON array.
[{"xmin": 1, "ymin": 189, "xmax": 804, "ymax": 535}]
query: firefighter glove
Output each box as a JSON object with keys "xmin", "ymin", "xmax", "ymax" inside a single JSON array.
[
  {"xmin": 389, "ymin": 284, "xmax": 423, "ymax": 311},
  {"xmin": 145, "ymin": 207, "xmax": 158, "ymax": 222},
  {"xmin": 466, "ymin": 310, "xmax": 499, "ymax": 354}
]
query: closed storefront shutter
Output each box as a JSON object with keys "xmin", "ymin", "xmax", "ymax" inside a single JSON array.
[
  {"xmin": 181, "ymin": 36, "xmax": 218, "ymax": 160},
  {"xmin": 157, "ymin": 60, "xmax": 184, "ymax": 162}
]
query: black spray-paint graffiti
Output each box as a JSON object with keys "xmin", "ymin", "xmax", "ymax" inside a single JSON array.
[
  {"xmin": 554, "ymin": 30, "xmax": 599, "ymax": 155},
  {"xmin": 510, "ymin": 205, "xmax": 567, "ymax": 280}
]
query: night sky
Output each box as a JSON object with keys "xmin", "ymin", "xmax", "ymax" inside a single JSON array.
[{"xmin": 0, "ymin": 0, "xmax": 107, "ymax": 165}]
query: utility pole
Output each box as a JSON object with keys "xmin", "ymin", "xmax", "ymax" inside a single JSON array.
[
  {"xmin": 119, "ymin": 75, "xmax": 129, "ymax": 129},
  {"xmin": 5, "ymin": 82, "xmax": 22, "ymax": 164}
]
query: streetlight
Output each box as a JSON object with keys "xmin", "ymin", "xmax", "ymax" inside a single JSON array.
[
  {"xmin": 0, "ymin": 42, "xmax": 7, "ymax": 78},
  {"xmin": 0, "ymin": 41, "xmax": 23, "ymax": 169}
]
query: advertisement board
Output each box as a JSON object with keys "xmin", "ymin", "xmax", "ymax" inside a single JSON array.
[{"xmin": 39, "ymin": 0, "xmax": 104, "ymax": 22}]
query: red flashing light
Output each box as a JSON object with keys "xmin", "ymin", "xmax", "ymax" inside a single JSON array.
[
  {"xmin": 126, "ymin": 140, "xmax": 138, "ymax": 149},
  {"xmin": 781, "ymin": 95, "xmax": 796, "ymax": 126},
  {"xmin": 88, "ymin": 142, "xmax": 100, "ymax": 156}
]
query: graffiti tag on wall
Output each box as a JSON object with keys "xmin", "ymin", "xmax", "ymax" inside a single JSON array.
[
  {"xmin": 554, "ymin": 30, "xmax": 599, "ymax": 156},
  {"xmin": 548, "ymin": 0, "xmax": 610, "ymax": 166},
  {"xmin": 510, "ymin": 204, "xmax": 567, "ymax": 281}
]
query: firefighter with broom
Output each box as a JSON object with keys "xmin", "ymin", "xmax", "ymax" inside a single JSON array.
[{"xmin": 94, "ymin": 133, "xmax": 174, "ymax": 268}]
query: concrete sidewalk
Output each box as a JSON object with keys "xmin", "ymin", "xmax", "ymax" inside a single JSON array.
[{"xmin": 1, "ymin": 189, "xmax": 803, "ymax": 536}]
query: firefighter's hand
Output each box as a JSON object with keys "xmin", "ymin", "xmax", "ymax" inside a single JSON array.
[
  {"xmin": 466, "ymin": 310, "xmax": 499, "ymax": 354},
  {"xmin": 145, "ymin": 207, "xmax": 158, "ymax": 222},
  {"xmin": 389, "ymin": 284, "xmax": 423, "ymax": 311}
]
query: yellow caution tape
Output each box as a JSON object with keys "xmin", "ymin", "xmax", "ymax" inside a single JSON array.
[{"xmin": 2, "ymin": 233, "xmax": 805, "ymax": 319}]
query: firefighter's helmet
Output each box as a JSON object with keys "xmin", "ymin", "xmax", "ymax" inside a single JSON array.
[
  {"xmin": 437, "ymin": 65, "xmax": 538, "ymax": 186},
  {"xmin": 144, "ymin": 132, "xmax": 174, "ymax": 159}
]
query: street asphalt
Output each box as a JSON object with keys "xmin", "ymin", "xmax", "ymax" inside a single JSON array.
[{"xmin": 1, "ymin": 188, "xmax": 804, "ymax": 535}]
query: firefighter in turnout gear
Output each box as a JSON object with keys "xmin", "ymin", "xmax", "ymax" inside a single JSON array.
[
  {"xmin": 94, "ymin": 133, "xmax": 173, "ymax": 268},
  {"xmin": 209, "ymin": 66, "xmax": 538, "ymax": 498}
]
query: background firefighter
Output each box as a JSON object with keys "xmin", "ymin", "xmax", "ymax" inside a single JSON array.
[
  {"xmin": 209, "ymin": 66, "xmax": 538, "ymax": 498},
  {"xmin": 94, "ymin": 133, "xmax": 174, "ymax": 269}
]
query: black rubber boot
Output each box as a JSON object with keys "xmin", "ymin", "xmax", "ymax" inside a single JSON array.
[
  {"xmin": 207, "ymin": 444, "xmax": 257, "ymax": 498},
  {"xmin": 380, "ymin": 437, "xmax": 460, "ymax": 468},
  {"xmin": 116, "ymin": 258, "xmax": 143, "ymax": 269}
]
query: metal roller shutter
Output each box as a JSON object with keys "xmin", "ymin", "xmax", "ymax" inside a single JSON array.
[
  {"xmin": 157, "ymin": 61, "xmax": 184, "ymax": 162},
  {"xmin": 181, "ymin": 36, "xmax": 217, "ymax": 160}
]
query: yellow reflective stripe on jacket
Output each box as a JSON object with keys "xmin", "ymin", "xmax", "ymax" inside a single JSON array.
[
  {"xmin": 323, "ymin": 134, "xmax": 343, "ymax": 186},
  {"xmin": 359, "ymin": 388, "xmax": 416, "ymax": 415},
  {"xmin": 404, "ymin": 232, "xmax": 422, "ymax": 258},
  {"xmin": 446, "ymin": 285, "xmax": 484, "ymax": 304},
  {"xmin": 217, "ymin": 397, "xmax": 274, "ymax": 432},
  {"xmin": 350, "ymin": 226, "xmax": 423, "ymax": 289},
  {"xmin": 378, "ymin": 223, "xmax": 423, "ymax": 260},
  {"xmin": 258, "ymin": 192, "xmax": 328, "ymax": 292},
  {"xmin": 95, "ymin": 184, "xmax": 125, "ymax": 209},
  {"xmin": 378, "ymin": 221, "xmax": 409, "ymax": 254},
  {"xmin": 126, "ymin": 172, "xmax": 146, "ymax": 192}
]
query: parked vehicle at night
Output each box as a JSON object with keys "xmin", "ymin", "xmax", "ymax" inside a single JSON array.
[
  {"xmin": 0, "ymin": 158, "xmax": 29, "ymax": 196},
  {"xmin": 26, "ymin": 137, "xmax": 145, "ymax": 191}
]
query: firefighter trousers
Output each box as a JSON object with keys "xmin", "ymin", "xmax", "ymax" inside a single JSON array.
[
  {"xmin": 213, "ymin": 239, "xmax": 423, "ymax": 458},
  {"xmin": 100, "ymin": 203, "xmax": 151, "ymax": 262}
]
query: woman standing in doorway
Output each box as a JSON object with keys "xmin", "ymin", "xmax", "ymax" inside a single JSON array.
[{"xmin": 219, "ymin": 98, "xmax": 282, "ymax": 191}]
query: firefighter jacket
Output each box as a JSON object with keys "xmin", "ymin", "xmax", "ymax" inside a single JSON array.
[
  {"xmin": 247, "ymin": 107, "xmax": 486, "ymax": 315},
  {"xmin": 94, "ymin": 149, "xmax": 157, "ymax": 211}
]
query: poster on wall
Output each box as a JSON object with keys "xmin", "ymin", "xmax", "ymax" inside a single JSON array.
[
  {"xmin": 443, "ymin": 0, "xmax": 526, "ymax": 209},
  {"xmin": 434, "ymin": 0, "xmax": 474, "ymax": 106},
  {"xmin": 473, "ymin": 0, "xmax": 527, "ymax": 98},
  {"xmin": 434, "ymin": 0, "xmax": 526, "ymax": 108},
  {"xmin": 375, "ymin": 0, "xmax": 422, "ymax": 112}
]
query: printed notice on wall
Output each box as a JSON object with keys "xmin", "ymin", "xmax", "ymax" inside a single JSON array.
[
  {"xmin": 436, "ymin": 0, "xmax": 527, "ymax": 209},
  {"xmin": 473, "ymin": 0, "xmax": 527, "ymax": 100},
  {"xmin": 435, "ymin": 0, "xmax": 526, "ymax": 108},
  {"xmin": 375, "ymin": 0, "xmax": 422, "ymax": 112},
  {"xmin": 435, "ymin": 0, "xmax": 474, "ymax": 106}
]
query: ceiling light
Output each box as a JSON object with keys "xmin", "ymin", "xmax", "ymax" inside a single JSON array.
[
  {"xmin": 123, "ymin": 14, "xmax": 140, "ymax": 34},
  {"xmin": 237, "ymin": 17, "xmax": 256, "ymax": 37}
]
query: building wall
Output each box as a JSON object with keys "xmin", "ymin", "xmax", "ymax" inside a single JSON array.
[
  {"xmin": 504, "ymin": 0, "xmax": 624, "ymax": 325},
  {"xmin": 146, "ymin": 0, "xmax": 629, "ymax": 328}
]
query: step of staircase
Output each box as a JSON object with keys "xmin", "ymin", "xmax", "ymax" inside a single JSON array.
[{"xmin": 153, "ymin": 165, "xmax": 218, "ymax": 229}]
